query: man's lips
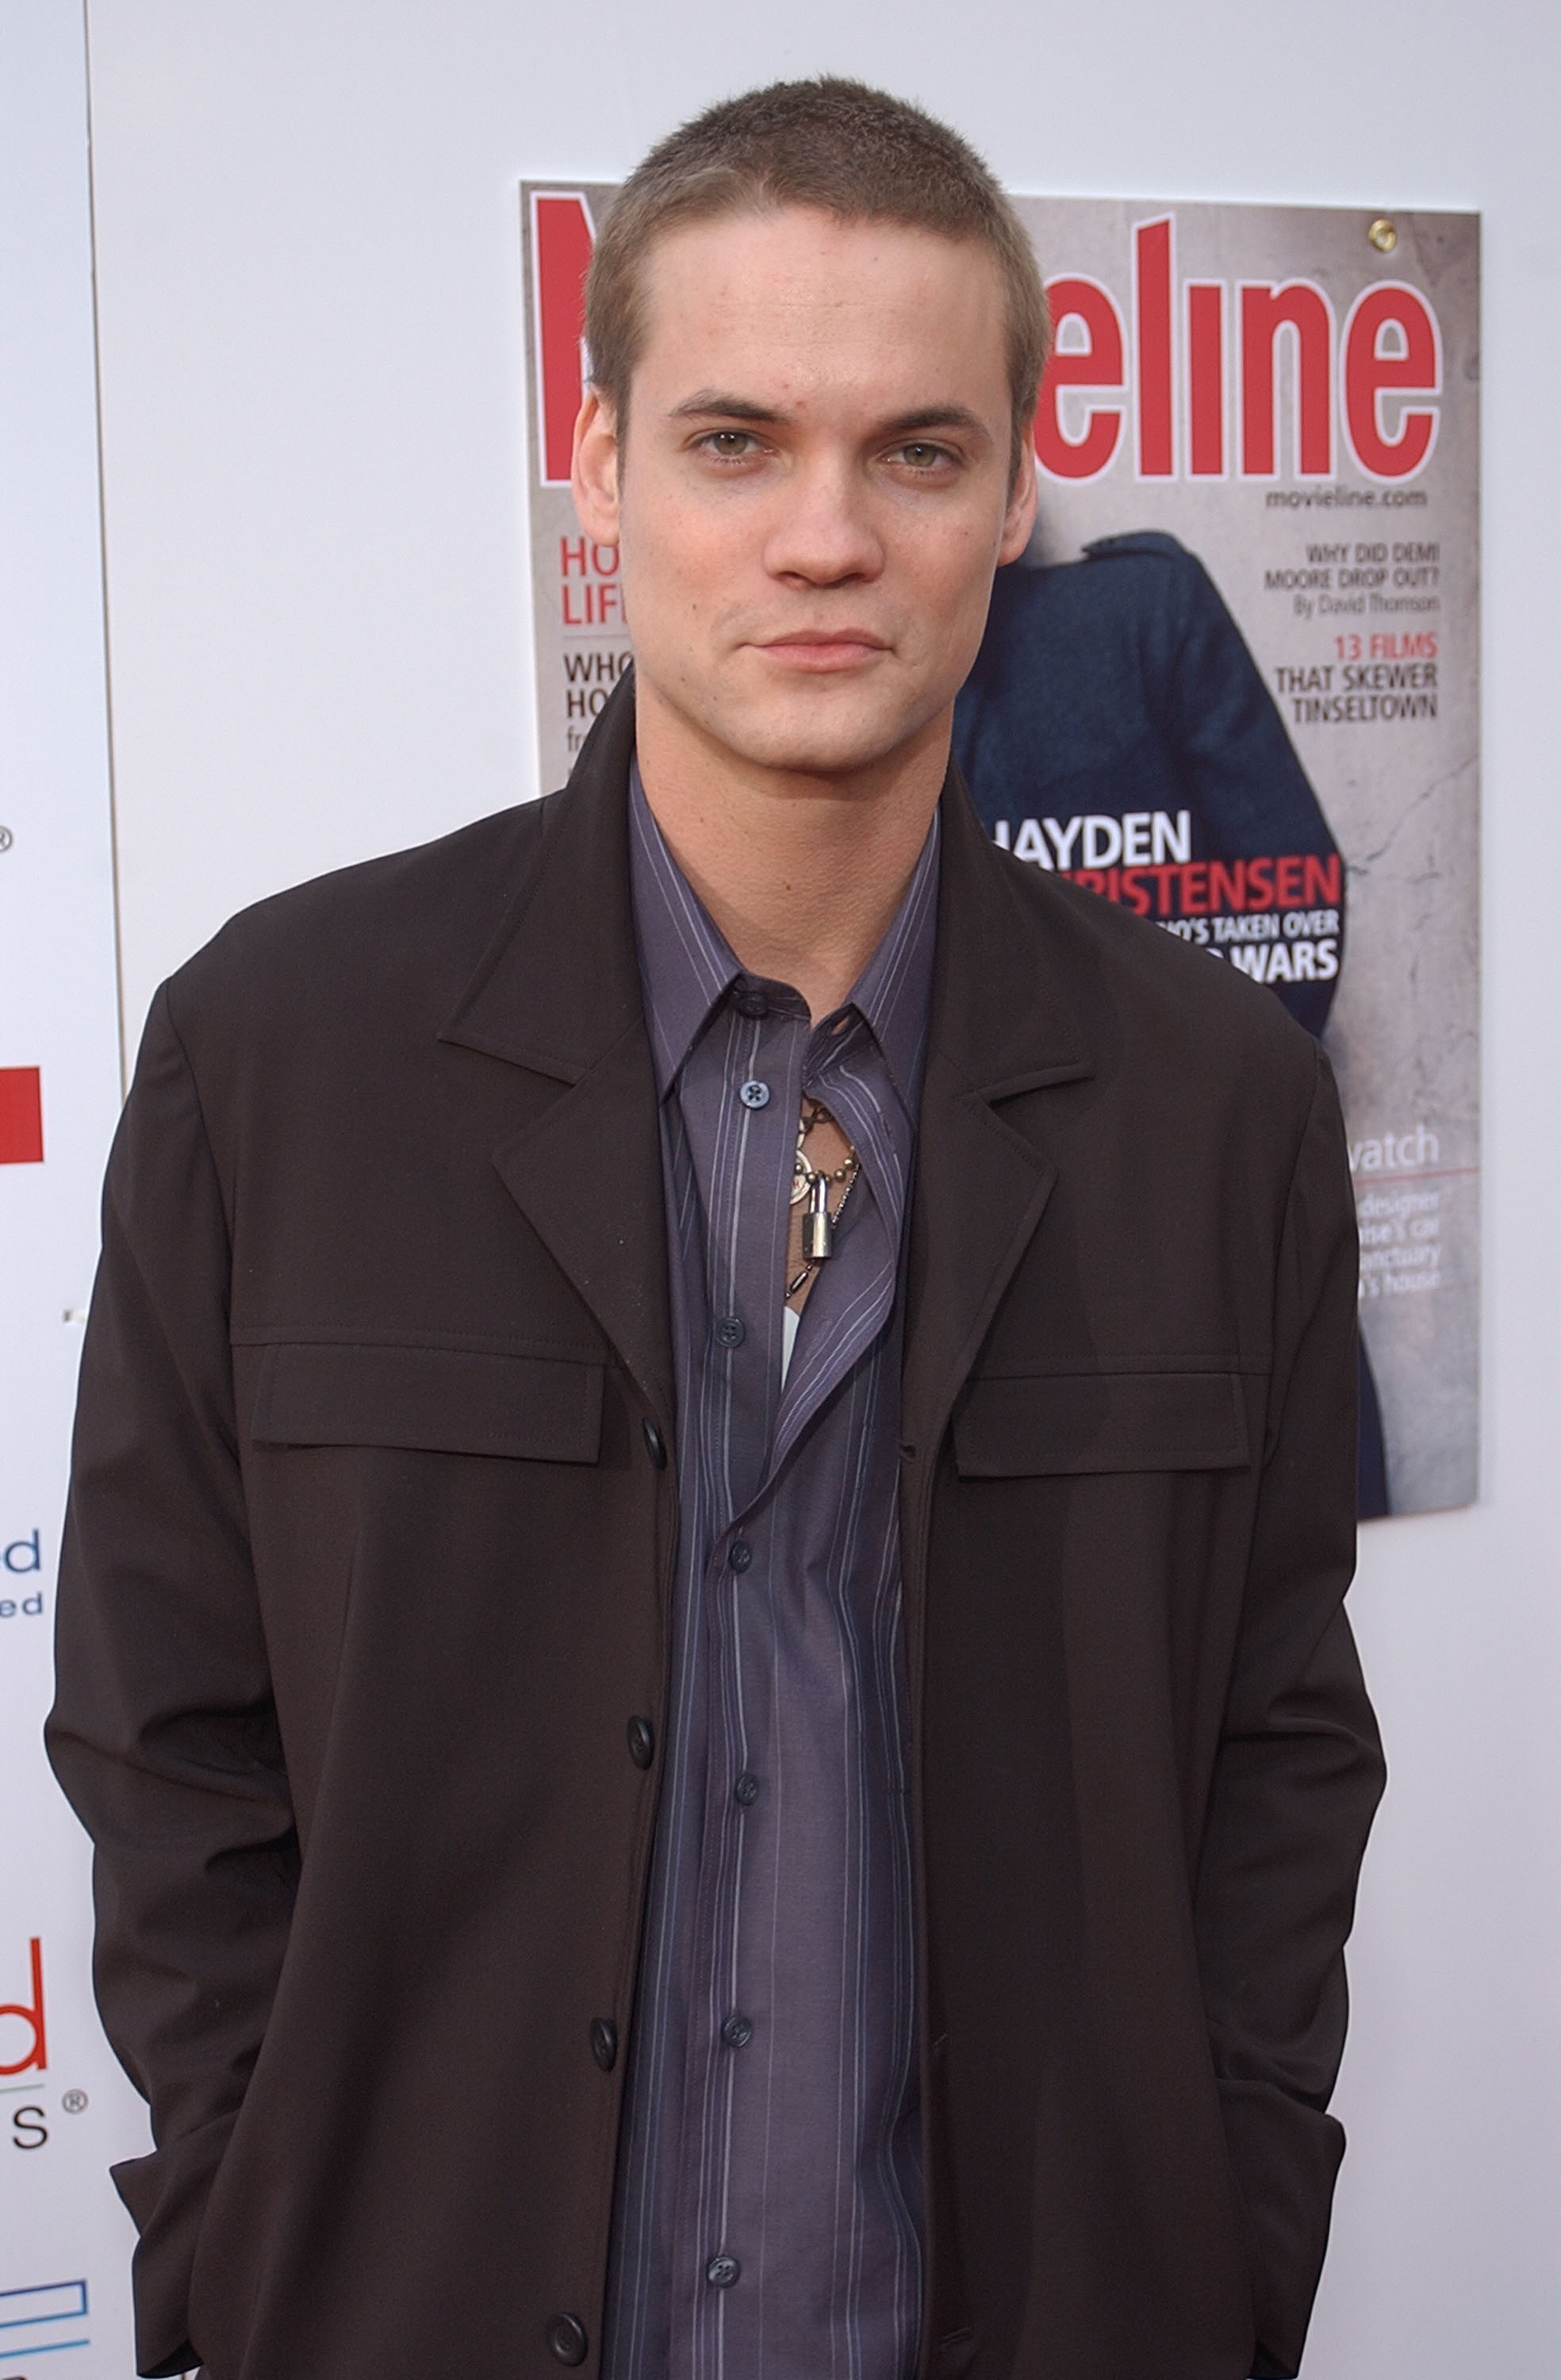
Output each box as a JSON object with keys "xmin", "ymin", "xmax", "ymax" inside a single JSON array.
[{"xmin": 751, "ymin": 630, "xmax": 890, "ymax": 672}]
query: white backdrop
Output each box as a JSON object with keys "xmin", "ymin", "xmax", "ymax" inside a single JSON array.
[
  {"xmin": 9, "ymin": 0, "xmax": 1560, "ymax": 2370},
  {"xmin": 0, "ymin": 5, "xmax": 149, "ymax": 2370}
]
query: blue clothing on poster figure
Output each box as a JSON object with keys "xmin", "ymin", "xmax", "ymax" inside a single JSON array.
[{"xmin": 954, "ymin": 530, "xmax": 1390, "ymax": 1517}]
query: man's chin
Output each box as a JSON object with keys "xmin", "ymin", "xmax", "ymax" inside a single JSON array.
[{"xmin": 696, "ymin": 693, "xmax": 946, "ymax": 787}]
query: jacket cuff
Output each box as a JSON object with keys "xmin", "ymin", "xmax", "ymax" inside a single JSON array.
[
  {"xmin": 1219, "ymin": 2078, "xmax": 1344, "ymax": 2378},
  {"xmin": 113, "ymin": 2112, "xmax": 237, "ymax": 2376}
]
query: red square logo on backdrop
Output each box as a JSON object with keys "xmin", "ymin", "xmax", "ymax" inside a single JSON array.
[{"xmin": 0, "ymin": 1069, "xmax": 44, "ymax": 1164}]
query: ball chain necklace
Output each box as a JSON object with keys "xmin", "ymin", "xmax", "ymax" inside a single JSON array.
[{"xmin": 786, "ymin": 1095, "xmax": 861, "ymax": 1302}]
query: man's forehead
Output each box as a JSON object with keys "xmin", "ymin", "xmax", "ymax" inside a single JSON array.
[{"xmin": 633, "ymin": 206, "xmax": 1008, "ymax": 393}]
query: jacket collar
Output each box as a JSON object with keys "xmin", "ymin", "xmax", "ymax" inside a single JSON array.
[
  {"xmin": 924, "ymin": 743, "xmax": 1094, "ymax": 1103},
  {"xmin": 441, "ymin": 667, "xmax": 1095, "ymax": 1098},
  {"xmin": 439, "ymin": 669, "xmax": 1097, "ymax": 1449},
  {"xmin": 441, "ymin": 677, "xmax": 646, "ymax": 1085}
]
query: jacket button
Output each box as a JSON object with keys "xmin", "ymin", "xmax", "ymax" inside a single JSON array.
[
  {"xmin": 627, "ymin": 1715, "xmax": 655, "ymax": 1769},
  {"xmin": 546, "ymin": 2313, "xmax": 588, "ymax": 2364},
  {"xmin": 642, "ymin": 1417, "xmax": 667, "ymax": 1469},
  {"xmin": 590, "ymin": 2017, "xmax": 619, "ymax": 2071}
]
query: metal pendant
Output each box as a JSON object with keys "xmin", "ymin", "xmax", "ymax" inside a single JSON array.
[{"xmin": 802, "ymin": 1173, "xmax": 833, "ymax": 1261}]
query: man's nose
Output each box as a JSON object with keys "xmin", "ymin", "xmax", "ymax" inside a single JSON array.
[{"xmin": 762, "ymin": 457, "xmax": 884, "ymax": 586}]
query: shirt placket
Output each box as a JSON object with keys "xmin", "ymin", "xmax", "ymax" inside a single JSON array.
[
  {"xmin": 672, "ymin": 998, "xmax": 804, "ymax": 2377},
  {"xmin": 679, "ymin": 1016, "xmax": 915, "ymax": 2380}
]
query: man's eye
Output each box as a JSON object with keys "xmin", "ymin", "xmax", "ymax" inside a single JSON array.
[
  {"xmin": 893, "ymin": 442, "xmax": 953, "ymax": 470},
  {"xmin": 700, "ymin": 430, "xmax": 760, "ymax": 458}
]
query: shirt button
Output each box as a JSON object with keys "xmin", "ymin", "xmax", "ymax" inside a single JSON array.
[
  {"xmin": 627, "ymin": 1715, "xmax": 655, "ymax": 1769},
  {"xmin": 546, "ymin": 2314, "xmax": 588, "ymax": 2364},
  {"xmin": 734, "ymin": 1772, "xmax": 760, "ymax": 1806},
  {"xmin": 590, "ymin": 2017, "xmax": 619, "ymax": 2071},
  {"xmin": 731, "ymin": 987, "xmax": 769, "ymax": 1018},
  {"xmin": 706, "ymin": 2255, "xmax": 741, "ymax": 2289},
  {"xmin": 721, "ymin": 2013, "xmax": 754, "ymax": 2048},
  {"xmin": 714, "ymin": 1315, "xmax": 745, "ymax": 1349},
  {"xmin": 738, "ymin": 1079, "xmax": 771, "ymax": 1109},
  {"xmin": 727, "ymin": 1540, "xmax": 753, "ymax": 1572}
]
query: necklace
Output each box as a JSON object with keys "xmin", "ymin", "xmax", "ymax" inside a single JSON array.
[{"xmin": 787, "ymin": 1096, "xmax": 860, "ymax": 1299}]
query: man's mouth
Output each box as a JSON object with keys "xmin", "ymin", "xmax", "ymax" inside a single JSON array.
[{"xmin": 752, "ymin": 630, "xmax": 891, "ymax": 673}]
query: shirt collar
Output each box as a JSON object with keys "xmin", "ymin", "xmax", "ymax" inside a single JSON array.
[{"xmin": 627, "ymin": 757, "xmax": 940, "ymax": 1107}]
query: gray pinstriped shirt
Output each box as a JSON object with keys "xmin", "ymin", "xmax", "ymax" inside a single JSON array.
[{"xmin": 601, "ymin": 764, "xmax": 938, "ymax": 2380}]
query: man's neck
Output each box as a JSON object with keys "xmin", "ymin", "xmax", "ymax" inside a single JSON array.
[{"xmin": 632, "ymin": 690, "xmax": 949, "ymax": 1023}]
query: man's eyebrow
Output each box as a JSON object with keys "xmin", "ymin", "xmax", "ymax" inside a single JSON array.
[
  {"xmin": 669, "ymin": 392, "xmax": 783, "ymax": 423},
  {"xmin": 878, "ymin": 404, "xmax": 990, "ymax": 442},
  {"xmin": 666, "ymin": 393, "xmax": 993, "ymax": 442}
]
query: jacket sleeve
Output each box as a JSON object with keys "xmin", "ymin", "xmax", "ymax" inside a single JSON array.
[
  {"xmin": 46, "ymin": 984, "xmax": 297, "ymax": 2380},
  {"xmin": 1194, "ymin": 1044, "xmax": 1386, "ymax": 2378}
]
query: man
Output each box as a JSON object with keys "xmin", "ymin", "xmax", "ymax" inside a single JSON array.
[{"xmin": 48, "ymin": 79, "xmax": 1383, "ymax": 2380}]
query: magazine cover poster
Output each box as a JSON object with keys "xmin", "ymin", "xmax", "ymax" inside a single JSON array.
[{"xmin": 520, "ymin": 185, "xmax": 1479, "ymax": 1519}]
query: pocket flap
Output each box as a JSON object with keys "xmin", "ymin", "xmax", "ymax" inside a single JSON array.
[
  {"xmin": 251, "ymin": 1342, "xmax": 604, "ymax": 1464},
  {"xmin": 953, "ymin": 1370, "xmax": 1248, "ymax": 1476}
]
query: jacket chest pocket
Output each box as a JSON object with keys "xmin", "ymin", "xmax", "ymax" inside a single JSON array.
[
  {"xmin": 248, "ymin": 1341, "xmax": 604, "ymax": 1464},
  {"xmin": 953, "ymin": 1369, "xmax": 1250, "ymax": 1476}
]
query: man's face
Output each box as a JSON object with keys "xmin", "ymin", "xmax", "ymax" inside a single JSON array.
[{"xmin": 572, "ymin": 206, "xmax": 1037, "ymax": 787}]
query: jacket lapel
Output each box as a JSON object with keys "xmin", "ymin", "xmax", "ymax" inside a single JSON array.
[
  {"xmin": 900, "ymin": 766, "xmax": 1095, "ymax": 1480},
  {"xmin": 439, "ymin": 679, "xmax": 675, "ymax": 1433},
  {"xmin": 438, "ymin": 689, "xmax": 1091, "ymax": 1456}
]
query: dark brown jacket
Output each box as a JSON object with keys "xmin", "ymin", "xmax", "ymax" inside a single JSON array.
[{"xmin": 48, "ymin": 678, "xmax": 1383, "ymax": 2380}]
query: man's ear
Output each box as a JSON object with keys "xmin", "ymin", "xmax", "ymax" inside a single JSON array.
[
  {"xmin": 997, "ymin": 440, "xmax": 1038, "ymax": 566},
  {"xmin": 571, "ymin": 391, "xmax": 622, "ymax": 544}
]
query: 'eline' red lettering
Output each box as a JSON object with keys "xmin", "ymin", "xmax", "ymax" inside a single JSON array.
[
  {"xmin": 1135, "ymin": 219, "xmax": 1175, "ymax": 478},
  {"xmin": 1343, "ymin": 282, "xmax": 1441, "ymax": 480},
  {"xmin": 1034, "ymin": 277, "xmax": 1126, "ymax": 481},
  {"xmin": 527, "ymin": 196, "xmax": 1443, "ymax": 494},
  {"xmin": 1241, "ymin": 281, "xmax": 1335, "ymax": 478},
  {"xmin": 1187, "ymin": 282, "xmax": 1225, "ymax": 477}
]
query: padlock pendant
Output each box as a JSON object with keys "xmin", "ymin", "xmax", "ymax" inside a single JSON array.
[{"xmin": 802, "ymin": 1173, "xmax": 833, "ymax": 1261}]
